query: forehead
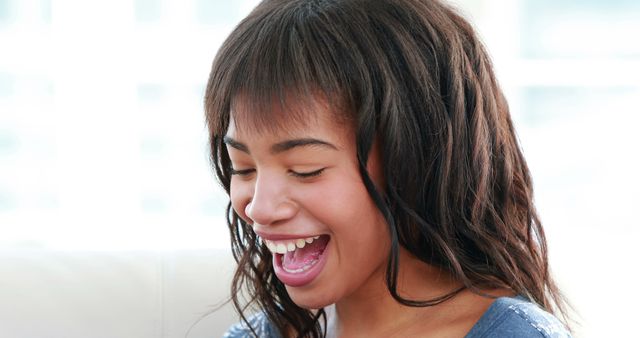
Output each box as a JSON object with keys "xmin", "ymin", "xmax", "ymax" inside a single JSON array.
[{"xmin": 227, "ymin": 94, "xmax": 353, "ymax": 141}]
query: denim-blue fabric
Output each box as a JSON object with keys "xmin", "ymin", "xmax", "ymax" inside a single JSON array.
[
  {"xmin": 464, "ymin": 296, "xmax": 571, "ymax": 337},
  {"xmin": 223, "ymin": 295, "xmax": 571, "ymax": 337}
]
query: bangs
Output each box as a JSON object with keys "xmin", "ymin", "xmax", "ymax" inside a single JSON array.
[{"xmin": 205, "ymin": 0, "xmax": 359, "ymax": 136}]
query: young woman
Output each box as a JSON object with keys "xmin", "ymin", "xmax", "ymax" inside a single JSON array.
[{"xmin": 205, "ymin": 0, "xmax": 572, "ymax": 337}]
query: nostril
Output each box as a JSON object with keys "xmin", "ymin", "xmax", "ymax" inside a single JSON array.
[
  {"xmin": 243, "ymin": 192, "xmax": 298, "ymax": 226},
  {"xmin": 244, "ymin": 199, "xmax": 263, "ymax": 224},
  {"xmin": 244, "ymin": 200, "xmax": 252, "ymax": 219}
]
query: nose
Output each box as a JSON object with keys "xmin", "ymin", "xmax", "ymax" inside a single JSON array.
[{"xmin": 244, "ymin": 174, "xmax": 297, "ymax": 226}]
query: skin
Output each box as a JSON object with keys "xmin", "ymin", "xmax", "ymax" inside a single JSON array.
[{"xmin": 226, "ymin": 97, "xmax": 510, "ymax": 337}]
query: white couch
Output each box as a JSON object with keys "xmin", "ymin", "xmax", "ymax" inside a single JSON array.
[{"xmin": 0, "ymin": 249, "xmax": 238, "ymax": 338}]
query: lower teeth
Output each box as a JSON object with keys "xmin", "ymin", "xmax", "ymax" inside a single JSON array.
[{"xmin": 282, "ymin": 258, "xmax": 319, "ymax": 273}]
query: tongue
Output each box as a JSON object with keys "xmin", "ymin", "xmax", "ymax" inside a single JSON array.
[{"xmin": 282, "ymin": 235, "xmax": 329, "ymax": 270}]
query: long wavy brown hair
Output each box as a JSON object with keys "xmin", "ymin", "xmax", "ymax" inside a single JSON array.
[{"xmin": 204, "ymin": 0, "xmax": 570, "ymax": 337}]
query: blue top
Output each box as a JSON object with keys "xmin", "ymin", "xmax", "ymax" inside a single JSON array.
[{"xmin": 223, "ymin": 296, "xmax": 571, "ymax": 337}]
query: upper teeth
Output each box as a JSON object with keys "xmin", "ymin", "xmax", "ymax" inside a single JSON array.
[{"xmin": 263, "ymin": 236, "xmax": 320, "ymax": 254}]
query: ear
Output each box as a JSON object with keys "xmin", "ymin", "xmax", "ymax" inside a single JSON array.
[{"xmin": 366, "ymin": 139, "xmax": 385, "ymax": 193}]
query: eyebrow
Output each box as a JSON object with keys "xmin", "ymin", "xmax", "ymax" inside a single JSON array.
[
  {"xmin": 223, "ymin": 136, "xmax": 338, "ymax": 154},
  {"xmin": 222, "ymin": 136, "xmax": 250, "ymax": 153}
]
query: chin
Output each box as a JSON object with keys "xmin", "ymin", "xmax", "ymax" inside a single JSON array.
[{"xmin": 286, "ymin": 285, "xmax": 337, "ymax": 310}]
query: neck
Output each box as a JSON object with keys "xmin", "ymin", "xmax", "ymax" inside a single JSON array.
[{"xmin": 326, "ymin": 248, "xmax": 464, "ymax": 337}]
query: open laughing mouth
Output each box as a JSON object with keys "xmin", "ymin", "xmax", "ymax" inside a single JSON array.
[{"xmin": 263, "ymin": 235, "xmax": 331, "ymax": 287}]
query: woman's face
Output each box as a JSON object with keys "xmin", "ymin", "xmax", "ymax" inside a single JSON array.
[{"xmin": 225, "ymin": 98, "xmax": 390, "ymax": 309}]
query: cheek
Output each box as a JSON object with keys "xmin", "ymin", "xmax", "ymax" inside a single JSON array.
[
  {"xmin": 314, "ymin": 174, "xmax": 388, "ymax": 239},
  {"xmin": 229, "ymin": 178, "xmax": 252, "ymax": 223},
  {"xmin": 334, "ymin": 179, "xmax": 389, "ymax": 248}
]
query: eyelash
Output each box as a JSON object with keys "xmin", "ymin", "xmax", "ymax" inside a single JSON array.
[
  {"xmin": 289, "ymin": 168, "xmax": 325, "ymax": 178},
  {"xmin": 228, "ymin": 167, "xmax": 325, "ymax": 179},
  {"xmin": 228, "ymin": 168, "xmax": 255, "ymax": 176}
]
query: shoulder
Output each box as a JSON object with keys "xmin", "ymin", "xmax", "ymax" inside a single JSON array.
[
  {"xmin": 466, "ymin": 296, "xmax": 572, "ymax": 338},
  {"xmin": 223, "ymin": 312, "xmax": 281, "ymax": 338}
]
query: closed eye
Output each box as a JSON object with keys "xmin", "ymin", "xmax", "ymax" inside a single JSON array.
[
  {"xmin": 229, "ymin": 168, "xmax": 255, "ymax": 176},
  {"xmin": 289, "ymin": 168, "xmax": 325, "ymax": 178}
]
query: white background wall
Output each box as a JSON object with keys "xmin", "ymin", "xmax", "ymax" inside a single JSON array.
[{"xmin": 1, "ymin": 0, "xmax": 638, "ymax": 337}]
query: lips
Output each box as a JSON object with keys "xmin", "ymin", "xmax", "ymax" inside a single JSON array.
[{"xmin": 263, "ymin": 234, "xmax": 331, "ymax": 287}]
